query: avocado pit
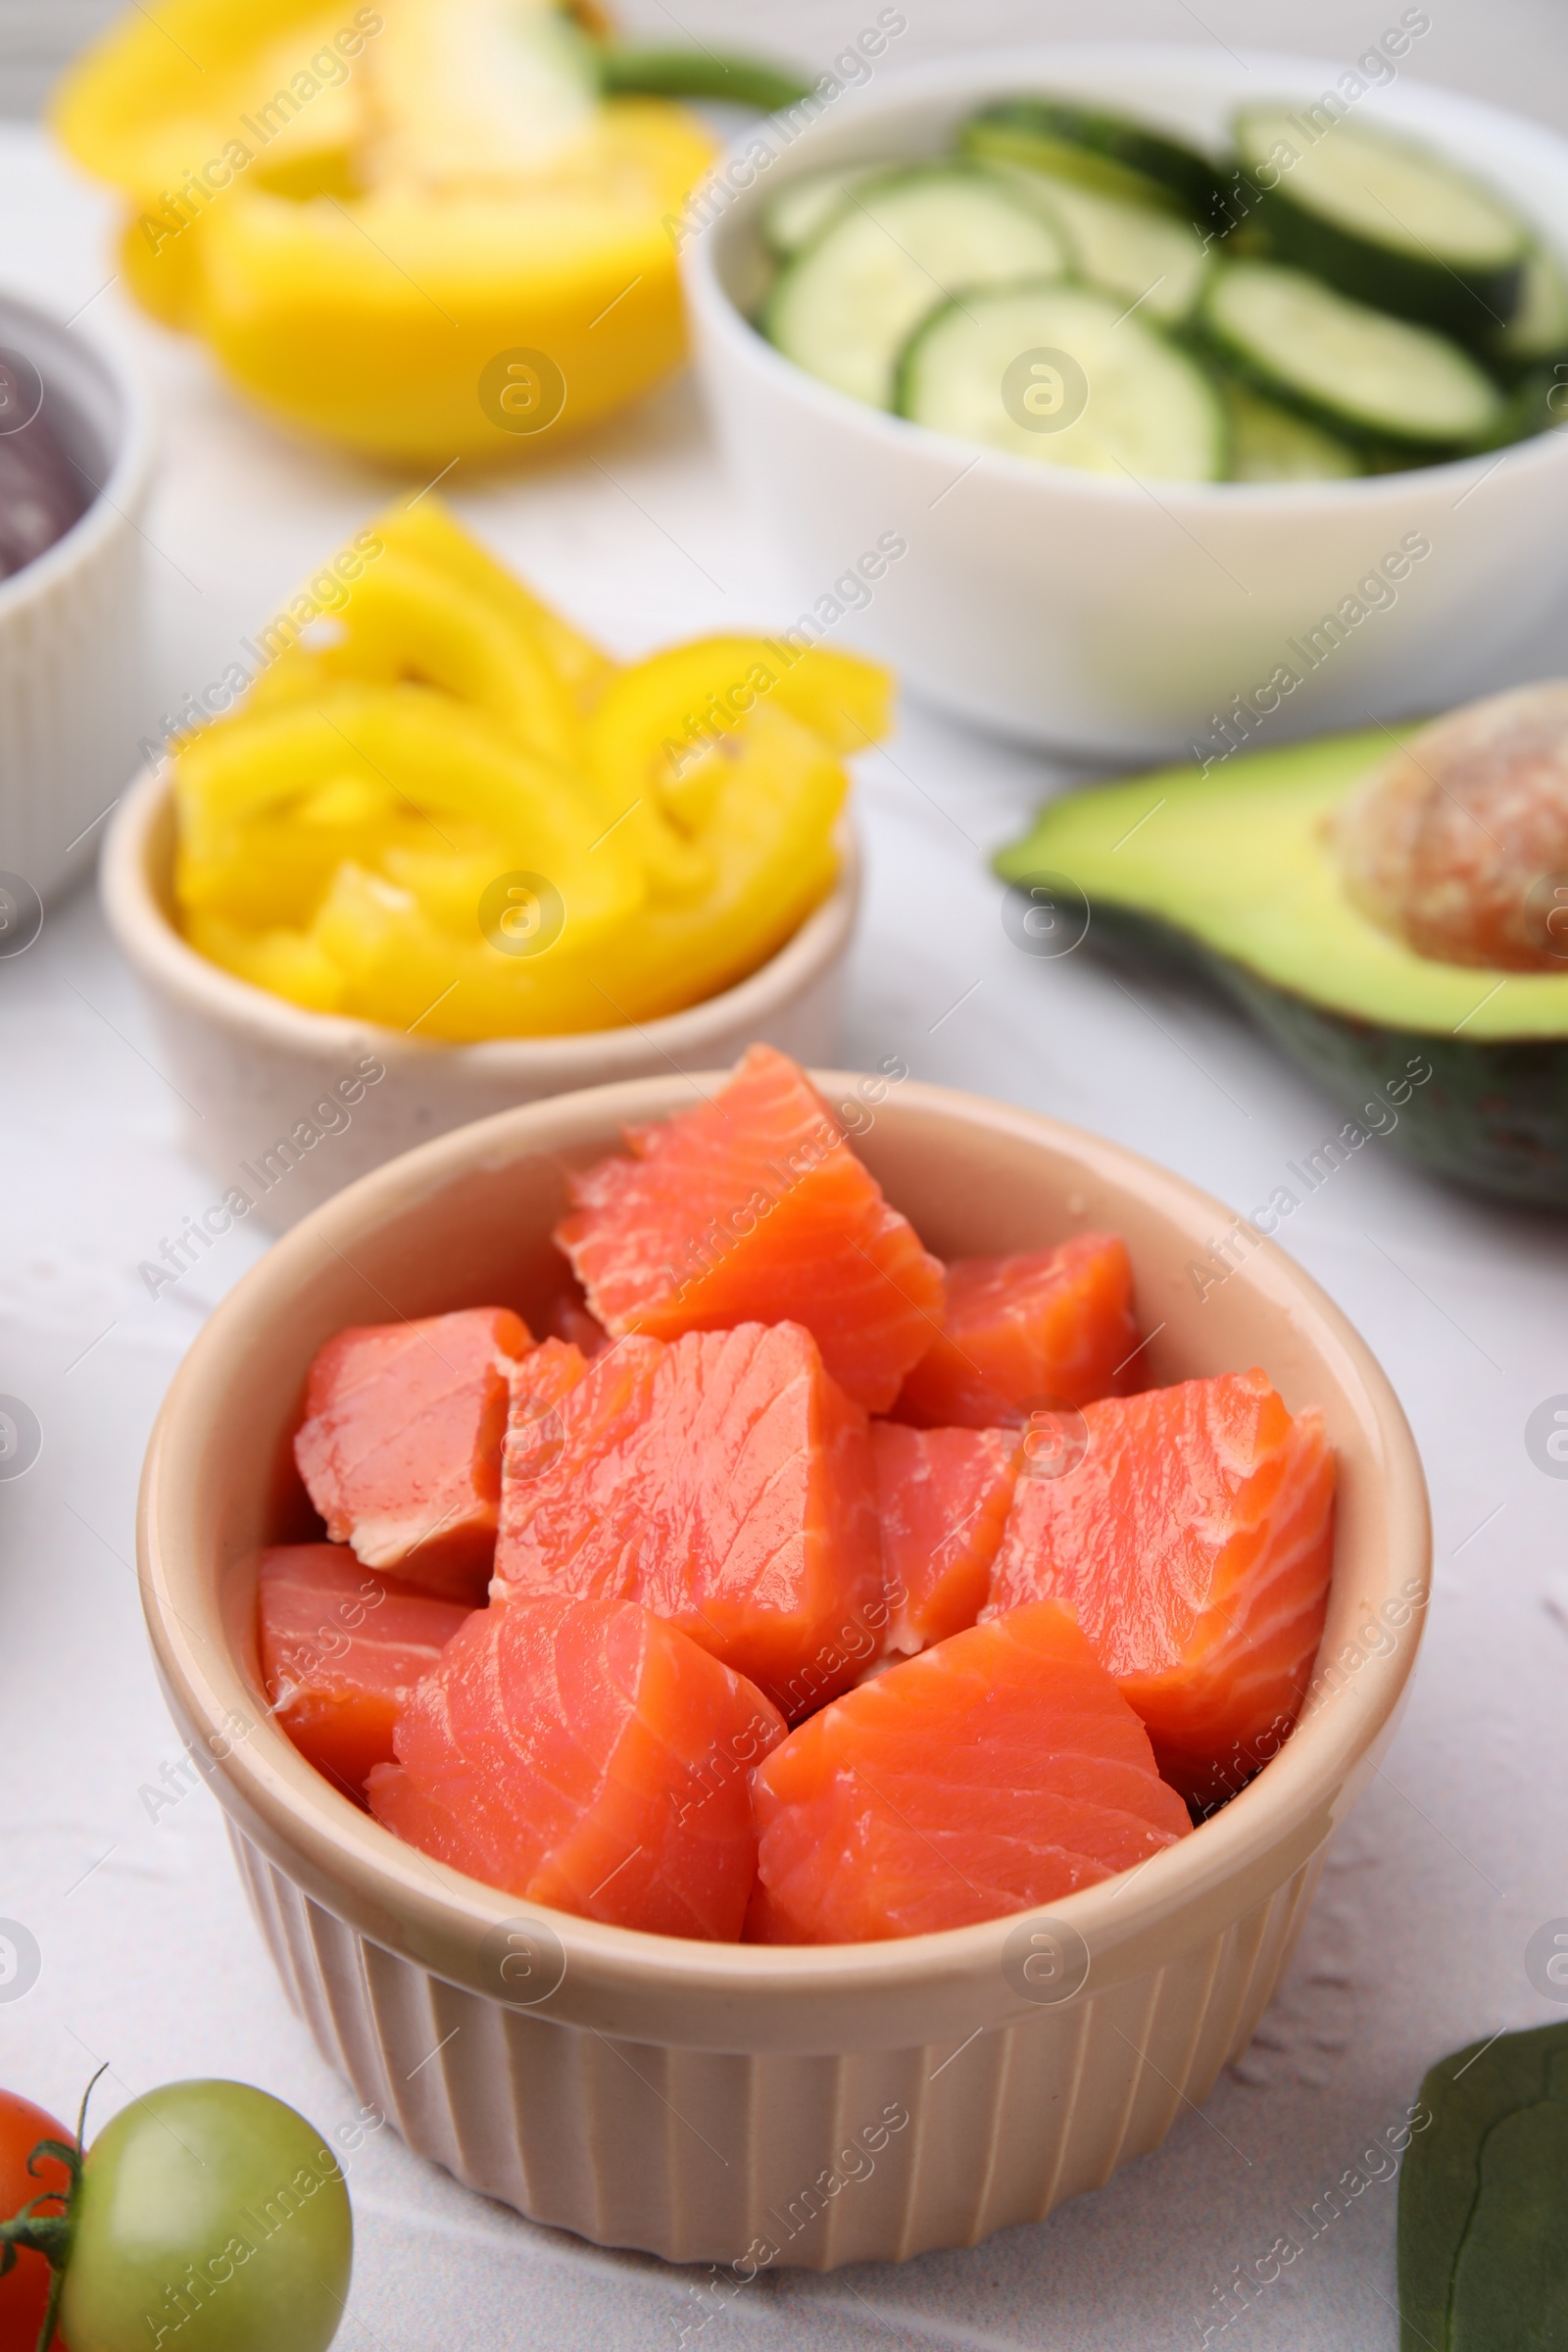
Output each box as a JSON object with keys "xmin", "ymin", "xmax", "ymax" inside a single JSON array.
[{"xmin": 1332, "ymin": 682, "xmax": 1568, "ymax": 972}]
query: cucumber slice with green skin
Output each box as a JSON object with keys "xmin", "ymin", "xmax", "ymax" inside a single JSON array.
[
  {"xmin": 895, "ymin": 279, "xmax": 1228, "ymax": 481},
  {"xmin": 1235, "ymin": 107, "xmax": 1529, "ymax": 345},
  {"xmin": 962, "ymin": 98, "xmax": 1228, "ymax": 234},
  {"xmin": 1465, "ymin": 362, "xmax": 1568, "ymax": 453},
  {"xmin": 763, "ymin": 166, "xmax": 1071, "ymax": 411},
  {"xmin": 1491, "ymin": 241, "xmax": 1568, "ymax": 377},
  {"xmin": 987, "ymin": 162, "xmax": 1211, "ymax": 323},
  {"xmin": 1200, "ymin": 261, "xmax": 1507, "ymax": 452},
  {"xmin": 761, "ymin": 165, "xmax": 884, "ymax": 260},
  {"xmin": 1222, "ymin": 381, "xmax": 1363, "ymax": 479}
]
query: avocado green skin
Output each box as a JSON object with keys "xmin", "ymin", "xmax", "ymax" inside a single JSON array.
[
  {"xmin": 1240, "ymin": 176, "xmax": 1523, "ymax": 349},
  {"xmin": 1397, "ymin": 2021, "xmax": 1568, "ymax": 2352},
  {"xmin": 963, "ymin": 99, "xmax": 1228, "ymax": 233},
  {"xmin": 1084, "ymin": 903, "xmax": 1568, "ymax": 1208}
]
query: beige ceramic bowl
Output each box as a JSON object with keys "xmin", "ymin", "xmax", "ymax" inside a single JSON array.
[
  {"xmin": 138, "ymin": 1074, "xmax": 1429, "ymax": 2269},
  {"xmin": 100, "ymin": 763, "xmax": 859, "ymax": 1229}
]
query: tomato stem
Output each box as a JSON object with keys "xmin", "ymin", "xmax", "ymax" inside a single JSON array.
[
  {"xmin": 595, "ymin": 43, "xmax": 811, "ymax": 111},
  {"xmin": 0, "ymin": 2194, "xmax": 71, "ymax": 2264},
  {"xmin": 32, "ymin": 2251, "xmax": 66, "ymax": 2352},
  {"xmin": 0, "ymin": 2066, "xmax": 108, "ymax": 2352}
]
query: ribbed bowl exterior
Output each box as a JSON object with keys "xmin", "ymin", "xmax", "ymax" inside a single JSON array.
[
  {"xmin": 0, "ymin": 289, "xmax": 152, "ymax": 905},
  {"xmin": 101, "ymin": 767, "xmax": 860, "ymax": 1230},
  {"xmin": 231, "ymin": 1826, "xmax": 1321, "ymax": 2268},
  {"xmin": 0, "ymin": 516, "xmax": 144, "ymax": 898},
  {"xmin": 139, "ymin": 1076, "xmax": 1429, "ymax": 2275},
  {"xmin": 125, "ymin": 938, "xmax": 851, "ymax": 1233}
]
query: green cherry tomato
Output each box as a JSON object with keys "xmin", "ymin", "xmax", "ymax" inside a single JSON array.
[{"xmin": 59, "ymin": 2082, "xmax": 351, "ymax": 2352}]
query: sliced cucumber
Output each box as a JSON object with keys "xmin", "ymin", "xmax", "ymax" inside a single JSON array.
[
  {"xmin": 989, "ymin": 162, "xmax": 1211, "ymax": 323},
  {"xmin": 1492, "ymin": 241, "xmax": 1568, "ymax": 375},
  {"xmin": 763, "ymin": 165, "xmax": 1071, "ymax": 410},
  {"xmin": 1464, "ymin": 364, "xmax": 1568, "ymax": 453},
  {"xmin": 1201, "ymin": 260, "xmax": 1506, "ymax": 451},
  {"xmin": 1222, "ymin": 381, "xmax": 1362, "ymax": 480},
  {"xmin": 1235, "ymin": 108, "xmax": 1529, "ymax": 343},
  {"xmin": 895, "ymin": 280, "xmax": 1227, "ymax": 481},
  {"xmin": 761, "ymin": 165, "xmax": 883, "ymax": 259},
  {"xmin": 962, "ymin": 97, "xmax": 1226, "ymax": 232}
]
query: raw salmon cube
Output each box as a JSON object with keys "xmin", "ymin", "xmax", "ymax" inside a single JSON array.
[
  {"xmin": 895, "ymin": 1235, "xmax": 1141, "ymax": 1427},
  {"xmin": 751, "ymin": 1600, "xmax": 1191, "ymax": 1942},
  {"xmin": 294, "ymin": 1306, "xmax": 531, "ymax": 1600},
  {"xmin": 871, "ymin": 1421, "xmax": 1022, "ymax": 1654},
  {"xmin": 368, "ymin": 1594, "xmax": 786, "ymax": 1939},
  {"xmin": 503, "ymin": 1337, "xmax": 590, "ymax": 1482},
  {"xmin": 986, "ymin": 1368, "xmax": 1336, "ymax": 1807},
  {"xmin": 257, "ymin": 1544, "xmax": 472, "ymax": 1795},
  {"xmin": 555, "ymin": 1043, "xmax": 946, "ymax": 1411},
  {"xmin": 492, "ymin": 1320, "xmax": 882, "ymax": 1720}
]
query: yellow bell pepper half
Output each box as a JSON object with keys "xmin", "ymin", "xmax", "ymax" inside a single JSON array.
[
  {"xmin": 52, "ymin": 2, "xmax": 717, "ymax": 461},
  {"xmin": 170, "ymin": 501, "xmax": 893, "ymax": 1040}
]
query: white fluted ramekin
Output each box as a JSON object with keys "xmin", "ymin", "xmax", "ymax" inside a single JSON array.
[
  {"xmin": 137, "ymin": 1074, "xmax": 1430, "ymax": 2267},
  {"xmin": 101, "ymin": 761, "xmax": 859, "ymax": 1230},
  {"xmin": 0, "ymin": 283, "xmax": 151, "ymax": 907}
]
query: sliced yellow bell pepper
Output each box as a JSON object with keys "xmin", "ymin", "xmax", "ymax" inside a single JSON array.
[
  {"xmin": 374, "ymin": 497, "xmax": 613, "ymax": 712},
  {"xmin": 272, "ymin": 698, "xmax": 847, "ymax": 1039},
  {"xmin": 184, "ymin": 912, "xmax": 351, "ymax": 1013},
  {"xmin": 241, "ymin": 545, "xmax": 583, "ymax": 769},
  {"xmin": 176, "ymin": 680, "xmax": 644, "ymax": 935},
  {"xmin": 589, "ymin": 702, "xmax": 849, "ymax": 1024},
  {"xmin": 321, "ymin": 495, "xmax": 712, "ymax": 904},
  {"xmin": 168, "ymin": 507, "xmax": 890, "ymax": 1041},
  {"xmin": 587, "ymin": 635, "xmax": 896, "ymax": 830}
]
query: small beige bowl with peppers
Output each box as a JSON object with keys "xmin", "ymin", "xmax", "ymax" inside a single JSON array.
[{"xmin": 100, "ymin": 496, "xmax": 877, "ymax": 1226}]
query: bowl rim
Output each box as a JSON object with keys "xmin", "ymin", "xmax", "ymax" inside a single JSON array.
[
  {"xmin": 138, "ymin": 1068, "xmax": 1432, "ymax": 2044},
  {"xmin": 100, "ymin": 758, "xmax": 861, "ymax": 1071},
  {"xmin": 0, "ymin": 279, "xmax": 154, "ymax": 621},
  {"xmin": 682, "ymin": 38, "xmax": 1568, "ymax": 513}
]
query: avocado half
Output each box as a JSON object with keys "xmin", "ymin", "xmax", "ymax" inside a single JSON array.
[{"xmin": 996, "ymin": 726, "xmax": 1568, "ymax": 1207}]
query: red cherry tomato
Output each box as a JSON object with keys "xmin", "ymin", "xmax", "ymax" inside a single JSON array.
[{"xmin": 0, "ymin": 2089, "xmax": 72, "ymax": 2351}]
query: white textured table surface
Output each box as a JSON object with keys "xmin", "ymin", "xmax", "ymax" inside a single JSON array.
[{"xmin": 5, "ymin": 52, "xmax": 1568, "ymax": 2347}]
